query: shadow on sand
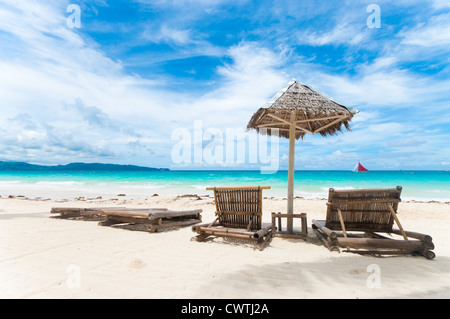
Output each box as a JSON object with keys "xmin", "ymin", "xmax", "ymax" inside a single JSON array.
[{"xmin": 194, "ymin": 252, "xmax": 450, "ymax": 298}]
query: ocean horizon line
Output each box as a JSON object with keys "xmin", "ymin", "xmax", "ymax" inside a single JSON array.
[{"xmin": 1, "ymin": 161, "xmax": 449, "ymax": 172}]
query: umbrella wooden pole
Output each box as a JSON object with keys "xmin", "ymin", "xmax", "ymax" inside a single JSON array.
[{"xmin": 287, "ymin": 122, "xmax": 296, "ymax": 233}]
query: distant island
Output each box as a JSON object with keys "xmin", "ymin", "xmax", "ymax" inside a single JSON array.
[{"xmin": 0, "ymin": 161, "xmax": 169, "ymax": 172}]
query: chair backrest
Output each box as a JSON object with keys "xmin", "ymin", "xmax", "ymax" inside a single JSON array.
[
  {"xmin": 207, "ymin": 186, "xmax": 270, "ymax": 230},
  {"xmin": 325, "ymin": 186, "xmax": 402, "ymax": 232}
]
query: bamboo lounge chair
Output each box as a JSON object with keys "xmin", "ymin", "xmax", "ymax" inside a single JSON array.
[
  {"xmin": 51, "ymin": 207, "xmax": 202, "ymax": 232},
  {"xmin": 98, "ymin": 208, "xmax": 202, "ymax": 232},
  {"xmin": 191, "ymin": 186, "xmax": 273, "ymax": 250},
  {"xmin": 50, "ymin": 207, "xmax": 113, "ymax": 221},
  {"xmin": 312, "ymin": 186, "xmax": 435, "ymax": 259}
]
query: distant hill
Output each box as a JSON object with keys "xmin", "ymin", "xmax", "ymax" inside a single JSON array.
[{"xmin": 0, "ymin": 161, "xmax": 169, "ymax": 172}]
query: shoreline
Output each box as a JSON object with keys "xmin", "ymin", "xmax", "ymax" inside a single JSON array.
[
  {"xmin": 1, "ymin": 192, "xmax": 449, "ymax": 205},
  {"xmin": 2, "ymin": 170, "xmax": 449, "ymax": 203}
]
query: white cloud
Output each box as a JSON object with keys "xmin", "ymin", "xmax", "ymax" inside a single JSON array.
[
  {"xmin": 400, "ymin": 13, "xmax": 450, "ymax": 47},
  {"xmin": 431, "ymin": 0, "xmax": 450, "ymax": 9},
  {"xmin": 0, "ymin": 1, "xmax": 172, "ymax": 164},
  {"xmin": 298, "ymin": 22, "xmax": 366, "ymax": 46},
  {"xmin": 300, "ymin": 69, "xmax": 421, "ymax": 107},
  {"xmin": 169, "ymin": 42, "xmax": 289, "ymax": 129},
  {"xmin": 134, "ymin": 0, "xmax": 247, "ymax": 9},
  {"xmin": 142, "ymin": 24, "xmax": 193, "ymax": 45}
]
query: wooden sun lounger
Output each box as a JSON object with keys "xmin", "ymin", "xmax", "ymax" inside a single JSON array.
[
  {"xmin": 50, "ymin": 207, "xmax": 121, "ymax": 221},
  {"xmin": 191, "ymin": 186, "xmax": 273, "ymax": 250},
  {"xmin": 50, "ymin": 207, "xmax": 167, "ymax": 221},
  {"xmin": 51, "ymin": 207, "xmax": 202, "ymax": 232},
  {"xmin": 312, "ymin": 186, "xmax": 435, "ymax": 259},
  {"xmin": 98, "ymin": 208, "xmax": 202, "ymax": 232}
]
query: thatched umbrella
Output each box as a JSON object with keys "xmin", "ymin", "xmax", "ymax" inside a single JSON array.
[{"xmin": 247, "ymin": 80, "xmax": 358, "ymax": 233}]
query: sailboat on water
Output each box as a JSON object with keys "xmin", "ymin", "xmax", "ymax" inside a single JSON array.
[{"xmin": 353, "ymin": 161, "xmax": 369, "ymax": 172}]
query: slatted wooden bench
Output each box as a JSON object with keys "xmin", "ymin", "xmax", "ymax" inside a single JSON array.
[
  {"xmin": 51, "ymin": 207, "xmax": 202, "ymax": 232},
  {"xmin": 312, "ymin": 187, "xmax": 435, "ymax": 259},
  {"xmin": 191, "ymin": 186, "xmax": 273, "ymax": 250},
  {"xmin": 98, "ymin": 208, "xmax": 202, "ymax": 232},
  {"xmin": 50, "ymin": 207, "xmax": 116, "ymax": 221}
]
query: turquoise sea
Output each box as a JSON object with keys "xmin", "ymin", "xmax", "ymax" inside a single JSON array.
[{"xmin": 0, "ymin": 170, "xmax": 449, "ymax": 202}]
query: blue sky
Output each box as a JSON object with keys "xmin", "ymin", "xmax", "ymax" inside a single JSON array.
[{"xmin": 0, "ymin": 0, "xmax": 449, "ymax": 170}]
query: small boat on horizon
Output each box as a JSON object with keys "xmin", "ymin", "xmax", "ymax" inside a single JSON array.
[{"xmin": 353, "ymin": 161, "xmax": 369, "ymax": 172}]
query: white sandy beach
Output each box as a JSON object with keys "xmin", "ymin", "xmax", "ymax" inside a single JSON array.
[{"xmin": 1, "ymin": 193, "xmax": 449, "ymax": 299}]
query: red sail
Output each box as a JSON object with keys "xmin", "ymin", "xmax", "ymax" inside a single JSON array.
[{"xmin": 358, "ymin": 162, "xmax": 368, "ymax": 172}]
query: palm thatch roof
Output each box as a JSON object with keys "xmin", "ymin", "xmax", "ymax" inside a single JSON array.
[{"xmin": 247, "ymin": 80, "xmax": 358, "ymax": 139}]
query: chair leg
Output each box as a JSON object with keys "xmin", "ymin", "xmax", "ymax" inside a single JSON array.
[
  {"xmin": 313, "ymin": 228, "xmax": 340, "ymax": 252},
  {"xmin": 254, "ymin": 232, "xmax": 273, "ymax": 251},
  {"xmin": 191, "ymin": 233, "xmax": 210, "ymax": 242},
  {"xmin": 98, "ymin": 216, "xmax": 122, "ymax": 226}
]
